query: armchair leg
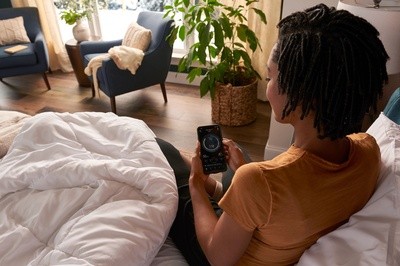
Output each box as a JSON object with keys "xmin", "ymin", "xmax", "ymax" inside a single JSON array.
[
  {"xmin": 91, "ymin": 82, "xmax": 95, "ymax": 97},
  {"xmin": 160, "ymin": 83, "xmax": 168, "ymax": 103},
  {"xmin": 42, "ymin": 73, "xmax": 51, "ymax": 90},
  {"xmin": 110, "ymin": 96, "xmax": 117, "ymax": 114}
]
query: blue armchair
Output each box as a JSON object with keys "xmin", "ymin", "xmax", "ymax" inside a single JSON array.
[
  {"xmin": 0, "ymin": 7, "xmax": 51, "ymax": 90},
  {"xmin": 80, "ymin": 11, "xmax": 174, "ymax": 113},
  {"xmin": 384, "ymin": 87, "xmax": 400, "ymax": 124}
]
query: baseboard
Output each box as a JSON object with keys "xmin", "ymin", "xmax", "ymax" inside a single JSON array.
[{"xmin": 166, "ymin": 71, "xmax": 202, "ymax": 86}]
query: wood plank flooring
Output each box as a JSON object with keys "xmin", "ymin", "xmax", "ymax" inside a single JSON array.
[{"xmin": 0, "ymin": 71, "xmax": 271, "ymax": 161}]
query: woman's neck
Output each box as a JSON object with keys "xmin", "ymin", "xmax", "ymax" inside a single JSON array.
[{"xmin": 292, "ymin": 116, "xmax": 350, "ymax": 164}]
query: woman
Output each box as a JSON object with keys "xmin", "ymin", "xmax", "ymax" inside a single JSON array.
[{"xmin": 165, "ymin": 3, "xmax": 389, "ymax": 265}]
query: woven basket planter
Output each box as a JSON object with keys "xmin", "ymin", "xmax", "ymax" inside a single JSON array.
[{"xmin": 211, "ymin": 79, "xmax": 258, "ymax": 126}]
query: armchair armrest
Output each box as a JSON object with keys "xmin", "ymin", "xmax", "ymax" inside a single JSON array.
[
  {"xmin": 80, "ymin": 39, "xmax": 122, "ymax": 55},
  {"xmin": 33, "ymin": 33, "xmax": 49, "ymax": 66}
]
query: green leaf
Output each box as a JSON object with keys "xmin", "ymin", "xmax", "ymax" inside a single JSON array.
[
  {"xmin": 214, "ymin": 63, "xmax": 230, "ymax": 82},
  {"xmin": 236, "ymin": 24, "xmax": 248, "ymax": 43},
  {"xmin": 239, "ymin": 50, "xmax": 251, "ymax": 65},
  {"xmin": 200, "ymin": 77, "xmax": 211, "ymax": 98},
  {"xmin": 188, "ymin": 67, "xmax": 202, "ymax": 82},
  {"xmin": 186, "ymin": 46, "xmax": 196, "ymax": 67},
  {"xmin": 252, "ymin": 8, "xmax": 267, "ymax": 24},
  {"xmin": 178, "ymin": 26, "xmax": 186, "ymax": 40},
  {"xmin": 233, "ymin": 42, "xmax": 245, "ymax": 49},
  {"xmin": 233, "ymin": 49, "xmax": 242, "ymax": 63},
  {"xmin": 220, "ymin": 47, "xmax": 233, "ymax": 63},
  {"xmin": 183, "ymin": 0, "xmax": 190, "ymax": 8},
  {"xmin": 219, "ymin": 15, "xmax": 232, "ymax": 39},
  {"xmin": 243, "ymin": 28, "xmax": 258, "ymax": 52},
  {"xmin": 178, "ymin": 57, "xmax": 188, "ymax": 72},
  {"xmin": 166, "ymin": 27, "xmax": 178, "ymax": 45},
  {"xmin": 212, "ymin": 20, "xmax": 224, "ymax": 51}
]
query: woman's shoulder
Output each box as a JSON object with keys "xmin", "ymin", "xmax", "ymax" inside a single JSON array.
[
  {"xmin": 349, "ymin": 132, "xmax": 377, "ymax": 141},
  {"xmin": 347, "ymin": 132, "xmax": 380, "ymax": 164},
  {"xmin": 348, "ymin": 132, "xmax": 380, "ymax": 153},
  {"xmin": 234, "ymin": 155, "xmax": 302, "ymax": 183}
]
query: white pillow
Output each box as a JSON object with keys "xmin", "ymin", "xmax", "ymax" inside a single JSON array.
[
  {"xmin": 0, "ymin": 16, "xmax": 30, "ymax": 46},
  {"xmin": 298, "ymin": 113, "xmax": 400, "ymax": 266},
  {"xmin": 122, "ymin": 22, "xmax": 151, "ymax": 51},
  {"xmin": 0, "ymin": 111, "xmax": 31, "ymax": 159}
]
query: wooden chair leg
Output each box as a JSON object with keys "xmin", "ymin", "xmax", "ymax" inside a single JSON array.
[
  {"xmin": 91, "ymin": 82, "xmax": 95, "ymax": 97},
  {"xmin": 42, "ymin": 73, "xmax": 51, "ymax": 90},
  {"xmin": 110, "ymin": 96, "xmax": 117, "ymax": 114},
  {"xmin": 160, "ymin": 83, "xmax": 168, "ymax": 103}
]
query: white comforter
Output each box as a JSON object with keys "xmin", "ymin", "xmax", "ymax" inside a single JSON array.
[{"xmin": 0, "ymin": 112, "xmax": 178, "ymax": 265}]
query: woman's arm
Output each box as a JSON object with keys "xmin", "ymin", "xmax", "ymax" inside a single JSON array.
[{"xmin": 189, "ymin": 145, "xmax": 253, "ymax": 265}]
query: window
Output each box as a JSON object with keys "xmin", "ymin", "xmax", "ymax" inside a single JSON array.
[{"xmin": 54, "ymin": 0, "xmax": 186, "ymax": 53}]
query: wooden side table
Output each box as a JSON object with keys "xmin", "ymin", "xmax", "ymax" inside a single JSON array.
[{"xmin": 65, "ymin": 39, "xmax": 92, "ymax": 87}]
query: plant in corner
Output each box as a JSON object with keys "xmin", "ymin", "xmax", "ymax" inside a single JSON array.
[{"xmin": 165, "ymin": 0, "xmax": 267, "ymax": 126}]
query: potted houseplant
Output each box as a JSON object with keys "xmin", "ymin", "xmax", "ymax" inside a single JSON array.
[
  {"xmin": 165, "ymin": 0, "xmax": 267, "ymax": 126},
  {"xmin": 60, "ymin": 2, "xmax": 92, "ymax": 42}
]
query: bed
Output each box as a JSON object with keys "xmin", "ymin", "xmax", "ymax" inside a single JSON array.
[
  {"xmin": 0, "ymin": 88, "xmax": 399, "ymax": 265},
  {"xmin": 0, "ymin": 111, "xmax": 187, "ymax": 265}
]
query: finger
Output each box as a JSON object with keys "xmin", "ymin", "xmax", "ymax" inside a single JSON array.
[
  {"xmin": 223, "ymin": 139, "xmax": 238, "ymax": 149},
  {"xmin": 193, "ymin": 141, "xmax": 201, "ymax": 157}
]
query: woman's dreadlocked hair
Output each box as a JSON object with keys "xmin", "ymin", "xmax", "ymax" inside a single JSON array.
[{"xmin": 273, "ymin": 4, "xmax": 389, "ymax": 140}]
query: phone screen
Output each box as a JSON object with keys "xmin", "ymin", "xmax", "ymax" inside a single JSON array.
[{"xmin": 197, "ymin": 125, "xmax": 227, "ymax": 174}]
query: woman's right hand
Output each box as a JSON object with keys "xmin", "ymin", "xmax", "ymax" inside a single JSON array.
[{"xmin": 223, "ymin": 139, "xmax": 247, "ymax": 172}]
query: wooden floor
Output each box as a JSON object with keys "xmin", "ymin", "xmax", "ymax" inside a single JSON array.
[{"xmin": 0, "ymin": 71, "xmax": 271, "ymax": 161}]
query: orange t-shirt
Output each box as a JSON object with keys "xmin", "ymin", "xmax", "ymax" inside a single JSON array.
[{"xmin": 219, "ymin": 133, "xmax": 380, "ymax": 265}]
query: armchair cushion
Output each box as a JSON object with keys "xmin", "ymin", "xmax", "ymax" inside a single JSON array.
[
  {"xmin": 0, "ymin": 43, "xmax": 36, "ymax": 68},
  {"xmin": 122, "ymin": 22, "xmax": 151, "ymax": 51},
  {"xmin": 0, "ymin": 16, "xmax": 30, "ymax": 45}
]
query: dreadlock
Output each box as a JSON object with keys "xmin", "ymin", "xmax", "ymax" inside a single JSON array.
[{"xmin": 273, "ymin": 4, "xmax": 389, "ymax": 140}]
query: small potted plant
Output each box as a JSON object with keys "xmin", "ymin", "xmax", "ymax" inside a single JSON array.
[
  {"xmin": 165, "ymin": 0, "xmax": 267, "ymax": 126},
  {"xmin": 60, "ymin": 9, "xmax": 89, "ymax": 25},
  {"xmin": 60, "ymin": 1, "xmax": 92, "ymax": 42}
]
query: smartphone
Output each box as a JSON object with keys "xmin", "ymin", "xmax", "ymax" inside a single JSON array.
[{"xmin": 197, "ymin": 125, "xmax": 227, "ymax": 174}]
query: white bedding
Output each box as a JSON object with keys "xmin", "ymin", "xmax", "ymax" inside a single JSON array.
[{"xmin": 0, "ymin": 112, "xmax": 178, "ymax": 265}]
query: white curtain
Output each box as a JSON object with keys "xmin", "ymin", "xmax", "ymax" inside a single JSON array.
[
  {"xmin": 249, "ymin": 0, "xmax": 282, "ymax": 101},
  {"xmin": 11, "ymin": 0, "xmax": 72, "ymax": 72},
  {"xmin": 88, "ymin": 0, "xmax": 102, "ymax": 41}
]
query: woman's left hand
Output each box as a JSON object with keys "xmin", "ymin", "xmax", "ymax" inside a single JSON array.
[{"xmin": 189, "ymin": 142, "xmax": 210, "ymax": 188}]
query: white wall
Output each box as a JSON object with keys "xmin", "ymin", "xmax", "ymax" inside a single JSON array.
[{"xmin": 282, "ymin": 0, "xmax": 339, "ymax": 18}]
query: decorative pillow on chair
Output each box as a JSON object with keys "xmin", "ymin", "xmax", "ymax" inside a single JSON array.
[
  {"xmin": 0, "ymin": 16, "xmax": 30, "ymax": 46},
  {"xmin": 122, "ymin": 22, "xmax": 152, "ymax": 51}
]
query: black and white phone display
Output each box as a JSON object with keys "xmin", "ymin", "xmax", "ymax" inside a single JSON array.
[{"xmin": 197, "ymin": 125, "xmax": 227, "ymax": 174}]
